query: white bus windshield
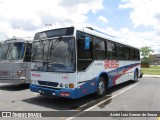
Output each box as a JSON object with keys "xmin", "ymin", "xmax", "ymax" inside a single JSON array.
[{"xmin": 32, "ymin": 37, "xmax": 76, "ymax": 72}]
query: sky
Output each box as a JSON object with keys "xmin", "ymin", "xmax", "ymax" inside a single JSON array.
[{"xmin": 0, "ymin": 0, "xmax": 160, "ymax": 54}]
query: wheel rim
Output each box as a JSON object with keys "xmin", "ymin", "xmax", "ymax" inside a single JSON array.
[
  {"xmin": 134, "ymin": 71, "xmax": 137, "ymax": 80},
  {"xmin": 98, "ymin": 80, "xmax": 105, "ymax": 95}
]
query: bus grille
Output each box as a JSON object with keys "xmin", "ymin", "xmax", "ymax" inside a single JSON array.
[{"xmin": 38, "ymin": 81, "xmax": 59, "ymax": 87}]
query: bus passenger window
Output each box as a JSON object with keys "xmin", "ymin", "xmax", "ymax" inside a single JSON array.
[
  {"xmin": 130, "ymin": 48, "xmax": 135, "ymax": 60},
  {"xmin": 124, "ymin": 47, "xmax": 130, "ymax": 60},
  {"xmin": 94, "ymin": 38, "xmax": 105, "ymax": 60},
  {"xmin": 106, "ymin": 41, "xmax": 116, "ymax": 60},
  {"xmin": 116, "ymin": 44, "xmax": 124, "ymax": 60},
  {"xmin": 135, "ymin": 49, "xmax": 140, "ymax": 60}
]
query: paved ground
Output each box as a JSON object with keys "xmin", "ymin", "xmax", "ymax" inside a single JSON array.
[{"xmin": 0, "ymin": 77, "xmax": 160, "ymax": 120}]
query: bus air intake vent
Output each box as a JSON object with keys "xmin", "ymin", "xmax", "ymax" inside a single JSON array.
[{"xmin": 38, "ymin": 81, "xmax": 59, "ymax": 87}]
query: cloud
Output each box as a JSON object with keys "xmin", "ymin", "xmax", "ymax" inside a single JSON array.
[
  {"xmin": 118, "ymin": 0, "xmax": 160, "ymax": 54},
  {"xmin": 59, "ymin": 0, "xmax": 103, "ymax": 13},
  {"xmin": 98, "ymin": 16, "xmax": 108, "ymax": 23},
  {"xmin": 119, "ymin": 0, "xmax": 160, "ymax": 31},
  {"xmin": 0, "ymin": 0, "xmax": 103, "ymax": 40},
  {"xmin": 90, "ymin": 26, "xmax": 160, "ymax": 54}
]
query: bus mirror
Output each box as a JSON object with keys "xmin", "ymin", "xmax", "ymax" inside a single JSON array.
[{"xmin": 84, "ymin": 36, "xmax": 91, "ymax": 50}]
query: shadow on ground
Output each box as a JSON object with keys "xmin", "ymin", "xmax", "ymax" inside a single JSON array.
[
  {"xmin": 22, "ymin": 80, "xmax": 135, "ymax": 110},
  {"xmin": 0, "ymin": 83, "xmax": 29, "ymax": 91}
]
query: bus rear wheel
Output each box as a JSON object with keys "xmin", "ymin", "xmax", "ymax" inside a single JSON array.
[
  {"xmin": 96, "ymin": 77, "xmax": 106, "ymax": 97},
  {"xmin": 134, "ymin": 70, "xmax": 138, "ymax": 82}
]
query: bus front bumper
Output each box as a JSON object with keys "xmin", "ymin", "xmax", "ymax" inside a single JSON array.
[
  {"xmin": 0, "ymin": 77, "xmax": 28, "ymax": 84},
  {"xmin": 30, "ymin": 84, "xmax": 79, "ymax": 99}
]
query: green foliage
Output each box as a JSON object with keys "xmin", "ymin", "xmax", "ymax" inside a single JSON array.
[
  {"xmin": 140, "ymin": 46, "xmax": 154, "ymax": 58},
  {"xmin": 140, "ymin": 46, "xmax": 154, "ymax": 64}
]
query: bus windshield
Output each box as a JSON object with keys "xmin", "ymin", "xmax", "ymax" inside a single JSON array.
[
  {"xmin": 6, "ymin": 42, "xmax": 25, "ymax": 60},
  {"xmin": 32, "ymin": 37, "xmax": 75, "ymax": 72},
  {"xmin": 0, "ymin": 44, "xmax": 9, "ymax": 60}
]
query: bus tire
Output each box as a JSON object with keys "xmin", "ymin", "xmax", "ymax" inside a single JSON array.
[
  {"xmin": 134, "ymin": 70, "xmax": 138, "ymax": 82},
  {"xmin": 96, "ymin": 77, "xmax": 106, "ymax": 97}
]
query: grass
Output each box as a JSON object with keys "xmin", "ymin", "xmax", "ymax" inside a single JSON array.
[
  {"xmin": 141, "ymin": 65, "xmax": 160, "ymax": 75},
  {"xmin": 149, "ymin": 65, "xmax": 160, "ymax": 69}
]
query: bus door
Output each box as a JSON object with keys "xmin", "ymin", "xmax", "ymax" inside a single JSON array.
[{"xmin": 77, "ymin": 31, "xmax": 94, "ymax": 83}]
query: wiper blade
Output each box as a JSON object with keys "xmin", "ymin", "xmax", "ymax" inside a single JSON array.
[
  {"xmin": 49, "ymin": 37, "xmax": 62, "ymax": 56},
  {"xmin": 6, "ymin": 44, "xmax": 13, "ymax": 60}
]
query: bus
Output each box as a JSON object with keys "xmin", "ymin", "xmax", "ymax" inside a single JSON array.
[
  {"xmin": 30, "ymin": 26, "xmax": 142, "ymax": 99},
  {"xmin": 0, "ymin": 38, "xmax": 32, "ymax": 84}
]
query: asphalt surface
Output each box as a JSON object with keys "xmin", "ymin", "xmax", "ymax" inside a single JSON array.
[{"xmin": 0, "ymin": 77, "xmax": 160, "ymax": 120}]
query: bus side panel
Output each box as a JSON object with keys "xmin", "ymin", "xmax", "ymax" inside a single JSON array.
[
  {"xmin": 77, "ymin": 62, "xmax": 97, "ymax": 98},
  {"xmin": 107, "ymin": 62, "xmax": 140, "ymax": 87},
  {"xmin": 92, "ymin": 61, "xmax": 140, "ymax": 88},
  {"xmin": 76, "ymin": 61, "xmax": 141, "ymax": 98},
  {"xmin": 75, "ymin": 78, "xmax": 97, "ymax": 98}
]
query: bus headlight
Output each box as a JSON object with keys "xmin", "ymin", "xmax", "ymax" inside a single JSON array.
[
  {"xmin": 60, "ymin": 83, "xmax": 63, "ymax": 87},
  {"xmin": 65, "ymin": 84, "xmax": 68, "ymax": 88},
  {"xmin": 17, "ymin": 70, "xmax": 22, "ymax": 77}
]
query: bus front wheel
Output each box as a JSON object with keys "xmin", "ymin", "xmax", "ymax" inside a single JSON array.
[{"xmin": 96, "ymin": 77, "xmax": 106, "ymax": 97}]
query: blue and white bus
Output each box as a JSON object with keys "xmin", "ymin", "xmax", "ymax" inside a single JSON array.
[{"xmin": 30, "ymin": 26, "xmax": 142, "ymax": 99}]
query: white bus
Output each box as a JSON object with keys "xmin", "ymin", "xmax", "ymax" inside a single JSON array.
[
  {"xmin": 30, "ymin": 26, "xmax": 142, "ymax": 99},
  {"xmin": 0, "ymin": 38, "xmax": 32, "ymax": 84}
]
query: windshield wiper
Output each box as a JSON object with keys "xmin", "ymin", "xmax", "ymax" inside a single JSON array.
[
  {"xmin": 49, "ymin": 37, "xmax": 62, "ymax": 56},
  {"xmin": 0, "ymin": 45, "xmax": 10, "ymax": 61},
  {"xmin": 6, "ymin": 44, "xmax": 13, "ymax": 60},
  {"xmin": 32, "ymin": 46, "xmax": 37, "ymax": 61}
]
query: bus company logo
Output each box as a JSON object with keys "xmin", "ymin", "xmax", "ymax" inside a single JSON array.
[
  {"xmin": 32, "ymin": 74, "xmax": 41, "ymax": 77},
  {"xmin": 104, "ymin": 60, "xmax": 119, "ymax": 69}
]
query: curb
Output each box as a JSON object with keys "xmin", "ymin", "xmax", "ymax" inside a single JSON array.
[{"xmin": 143, "ymin": 75, "xmax": 160, "ymax": 78}]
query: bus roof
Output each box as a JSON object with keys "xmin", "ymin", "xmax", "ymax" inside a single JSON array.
[
  {"xmin": 1, "ymin": 38, "xmax": 32, "ymax": 44},
  {"xmin": 75, "ymin": 26, "xmax": 139, "ymax": 50},
  {"xmin": 34, "ymin": 26, "xmax": 139, "ymax": 50}
]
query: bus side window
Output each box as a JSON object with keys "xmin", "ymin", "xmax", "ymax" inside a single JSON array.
[
  {"xmin": 116, "ymin": 44, "xmax": 124, "ymax": 60},
  {"xmin": 24, "ymin": 43, "xmax": 32, "ymax": 62},
  {"xmin": 135, "ymin": 49, "xmax": 140, "ymax": 60},
  {"xmin": 94, "ymin": 38, "xmax": 106, "ymax": 60},
  {"xmin": 130, "ymin": 48, "xmax": 135, "ymax": 60},
  {"xmin": 106, "ymin": 41, "xmax": 116, "ymax": 60},
  {"xmin": 124, "ymin": 46, "xmax": 130, "ymax": 60}
]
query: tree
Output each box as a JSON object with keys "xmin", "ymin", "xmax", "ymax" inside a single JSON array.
[
  {"xmin": 140, "ymin": 46, "xmax": 154, "ymax": 58},
  {"xmin": 140, "ymin": 46, "xmax": 154, "ymax": 65}
]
